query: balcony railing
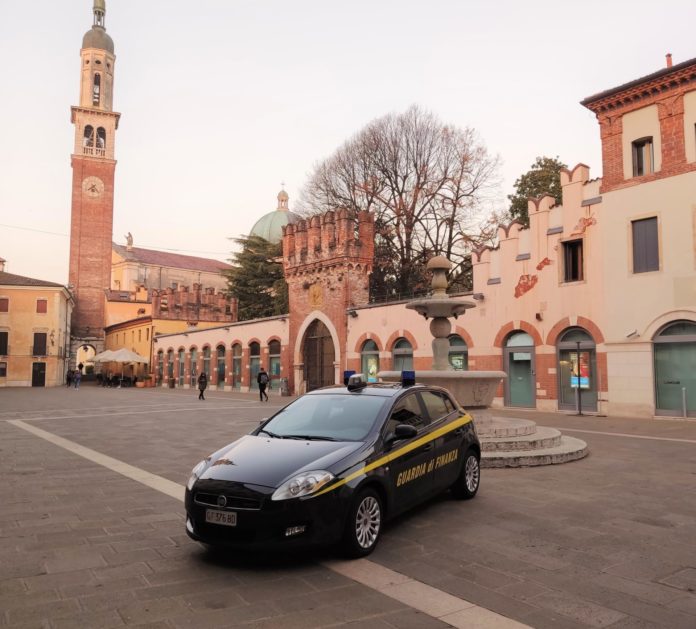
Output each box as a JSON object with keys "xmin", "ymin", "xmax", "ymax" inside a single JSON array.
[{"xmin": 83, "ymin": 146, "xmax": 106, "ymax": 157}]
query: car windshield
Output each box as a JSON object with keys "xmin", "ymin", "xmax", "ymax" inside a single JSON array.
[{"xmin": 261, "ymin": 394, "xmax": 388, "ymax": 441}]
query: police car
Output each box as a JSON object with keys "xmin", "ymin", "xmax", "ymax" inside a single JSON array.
[{"xmin": 185, "ymin": 373, "xmax": 481, "ymax": 557}]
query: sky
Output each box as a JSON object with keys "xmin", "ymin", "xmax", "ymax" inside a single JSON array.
[{"xmin": 1, "ymin": 0, "xmax": 695, "ymax": 284}]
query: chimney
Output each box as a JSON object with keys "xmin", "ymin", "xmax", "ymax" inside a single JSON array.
[
  {"xmin": 666, "ymin": 53, "xmax": 673, "ymax": 68},
  {"xmin": 0, "ymin": 257, "xmax": 5, "ymax": 272}
]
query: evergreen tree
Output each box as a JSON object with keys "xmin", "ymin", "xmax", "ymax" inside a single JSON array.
[
  {"xmin": 224, "ymin": 235, "xmax": 288, "ymax": 321},
  {"xmin": 508, "ymin": 156, "xmax": 567, "ymax": 226}
]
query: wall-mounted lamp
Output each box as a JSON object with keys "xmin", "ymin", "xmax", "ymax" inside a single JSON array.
[
  {"xmin": 472, "ymin": 293, "xmax": 485, "ymax": 301},
  {"xmin": 535, "ymin": 312, "xmax": 543, "ymax": 321},
  {"xmin": 625, "ymin": 329, "xmax": 639, "ymax": 339},
  {"xmin": 347, "ymin": 308, "xmax": 358, "ymax": 318},
  {"xmin": 49, "ymin": 330, "xmax": 55, "ymax": 346}
]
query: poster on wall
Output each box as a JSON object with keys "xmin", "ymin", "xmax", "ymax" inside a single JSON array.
[
  {"xmin": 365, "ymin": 356, "xmax": 379, "ymax": 382},
  {"xmin": 570, "ymin": 351, "xmax": 590, "ymax": 389}
]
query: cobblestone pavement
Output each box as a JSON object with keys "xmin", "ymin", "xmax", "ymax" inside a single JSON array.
[{"xmin": 1, "ymin": 385, "xmax": 695, "ymax": 628}]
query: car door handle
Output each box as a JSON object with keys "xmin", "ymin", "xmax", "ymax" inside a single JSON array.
[{"xmin": 420, "ymin": 442, "xmax": 434, "ymax": 452}]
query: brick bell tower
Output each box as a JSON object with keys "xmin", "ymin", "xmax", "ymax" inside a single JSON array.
[{"xmin": 68, "ymin": 0, "xmax": 120, "ymax": 358}]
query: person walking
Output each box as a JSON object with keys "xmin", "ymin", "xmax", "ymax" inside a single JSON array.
[
  {"xmin": 66, "ymin": 369, "xmax": 73, "ymax": 387},
  {"xmin": 198, "ymin": 372, "xmax": 207, "ymax": 400},
  {"xmin": 257, "ymin": 367, "xmax": 269, "ymax": 402},
  {"xmin": 73, "ymin": 369, "xmax": 82, "ymax": 390}
]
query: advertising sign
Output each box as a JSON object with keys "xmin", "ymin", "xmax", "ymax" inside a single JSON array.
[{"xmin": 570, "ymin": 351, "xmax": 590, "ymax": 389}]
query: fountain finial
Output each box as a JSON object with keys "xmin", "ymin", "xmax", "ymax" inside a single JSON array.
[{"xmin": 427, "ymin": 256, "xmax": 451, "ymax": 297}]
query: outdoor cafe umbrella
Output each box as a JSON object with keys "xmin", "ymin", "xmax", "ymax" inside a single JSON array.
[{"xmin": 91, "ymin": 349, "xmax": 118, "ymax": 362}]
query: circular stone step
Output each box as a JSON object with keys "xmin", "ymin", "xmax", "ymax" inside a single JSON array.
[
  {"xmin": 473, "ymin": 416, "xmax": 536, "ymax": 438},
  {"xmin": 481, "ymin": 436, "xmax": 589, "ymax": 468},
  {"xmin": 480, "ymin": 426, "xmax": 562, "ymax": 452}
]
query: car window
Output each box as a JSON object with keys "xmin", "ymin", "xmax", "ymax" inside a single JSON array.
[
  {"xmin": 262, "ymin": 394, "xmax": 387, "ymax": 441},
  {"xmin": 383, "ymin": 393, "xmax": 427, "ymax": 436},
  {"xmin": 420, "ymin": 391, "xmax": 454, "ymax": 422}
]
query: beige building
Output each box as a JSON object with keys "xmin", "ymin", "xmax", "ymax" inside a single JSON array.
[
  {"xmin": 111, "ymin": 237, "xmax": 231, "ymax": 294},
  {"xmin": 0, "ymin": 260, "xmax": 73, "ymax": 387}
]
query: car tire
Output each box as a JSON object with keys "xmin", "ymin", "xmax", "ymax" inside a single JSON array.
[
  {"xmin": 342, "ymin": 488, "xmax": 383, "ymax": 558},
  {"xmin": 451, "ymin": 449, "xmax": 480, "ymax": 500}
]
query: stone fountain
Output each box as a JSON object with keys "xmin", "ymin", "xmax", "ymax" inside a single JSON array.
[{"xmin": 379, "ymin": 256, "xmax": 588, "ymax": 467}]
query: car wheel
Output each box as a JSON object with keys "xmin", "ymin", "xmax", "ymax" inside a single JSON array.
[
  {"xmin": 342, "ymin": 488, "xmax": 383, "ymax": 558},
  {"xmin": 451, "ymin": 449, "xmax": 480, "ymax": 500}
]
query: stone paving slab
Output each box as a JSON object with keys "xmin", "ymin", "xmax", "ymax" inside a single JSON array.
[{"xmin": 1, "ymin": 385, "xmax": 696, "ymax": 627}]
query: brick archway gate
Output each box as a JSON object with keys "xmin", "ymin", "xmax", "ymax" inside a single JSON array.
[{"xmin": 302, "ymin": 319, "xmax": 335, "ymax": 392}]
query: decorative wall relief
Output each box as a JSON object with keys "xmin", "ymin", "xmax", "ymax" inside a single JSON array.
[
  {"xmin": 536, "ymin": 257, "xmax": 551, "ymax": 271},
  {"xmin": 571, "ymin": 215, "xmax": 597, "ymax": 236},
  {"xmin": 514, "ymin": 274, "xmax": 538, "ymax": 298}
]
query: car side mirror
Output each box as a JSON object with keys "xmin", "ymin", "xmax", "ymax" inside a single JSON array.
[{"xmin": 386, "ymin": 424, "xmax": 417, "ymax": 447}]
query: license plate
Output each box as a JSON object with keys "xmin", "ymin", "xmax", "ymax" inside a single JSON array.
[{"xmin": 205, "ymin": 509, "xmax": 237, "ymax": 527}]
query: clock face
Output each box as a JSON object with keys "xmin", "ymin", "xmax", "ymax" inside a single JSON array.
[{"xmin": 82, "ymin": 176, "xmax": 104, "ymax": 198}]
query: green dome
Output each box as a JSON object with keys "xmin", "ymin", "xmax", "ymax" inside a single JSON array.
[
  {"xmin": 249, "ymin": 189, "xmax": 298, "ymax": 243},
  {"xmin": 250, "ymin": 210, "xmax": 298, "ymax": 243}
]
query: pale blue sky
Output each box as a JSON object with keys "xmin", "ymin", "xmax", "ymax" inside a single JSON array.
[{"xmin": 1, "ymin": 0, "xmax": 695, "ymax": 283}]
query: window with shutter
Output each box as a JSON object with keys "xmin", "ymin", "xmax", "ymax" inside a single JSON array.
[{"xmin": 632, "ymin": 217, "xmax": 659, "ymax": 273}]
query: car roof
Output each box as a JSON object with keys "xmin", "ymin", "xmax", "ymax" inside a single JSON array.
[{"xmin": 306, "ymin": 383, "xmax": 435, "ymax": 398}]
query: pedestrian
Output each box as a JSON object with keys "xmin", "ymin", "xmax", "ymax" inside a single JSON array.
[
  {"xmin": 66, "ymin": 369, "xmax": 73, "ymax": 387},
  {"xmin": 73, "ymin": 369, "xmax": 82, "ymax": 390},
  {"xmin": 198, "ymin": 372, "xmax": 207, "ymax": 400},
  {"xmin": 257, "ymin": 367, "xmax": 269, "ymax": 402}
]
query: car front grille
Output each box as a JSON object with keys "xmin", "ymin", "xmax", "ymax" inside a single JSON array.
[{"xmin": 194, "ymin": 492, "xmax": 262, "ymax": 511}]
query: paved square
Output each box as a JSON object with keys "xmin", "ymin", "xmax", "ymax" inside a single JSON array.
[{"xmin": 1, "ymin": 385, "xmax": 695, "ymax": 628}]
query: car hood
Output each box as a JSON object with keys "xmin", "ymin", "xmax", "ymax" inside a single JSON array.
[{"xmin": 199, "ymin": 435, "xmax": 364, "ymax": 488}]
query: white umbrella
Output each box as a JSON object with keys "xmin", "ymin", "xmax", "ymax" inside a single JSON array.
[
  {"xmin": 91, "ymin": 349, "xmax": 118, "ymax": 362},
  {"xmin": 109, "ymin": 348, "xmax": 149, "ymax": 363}
]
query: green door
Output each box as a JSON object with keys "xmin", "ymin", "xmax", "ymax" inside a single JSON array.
[
  {"xmin": 654, "ymin": 342, "xmax": 696, "ymax": 416},
  {"xmin": 504, "ymin": 332, "xmax": 535, "ymax": 408},
  {"xmin": 654, "ymin": 321, "xmax": 696, "ymax": 417}
]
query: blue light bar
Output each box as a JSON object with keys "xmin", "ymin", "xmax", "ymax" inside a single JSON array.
[
  {"xmin": 343, "ymin": 370, "xmax": 356, "ymax": 385},
  {"xmin": 401, "ymin": 370, "xmax": 416, "ymax": 386}
]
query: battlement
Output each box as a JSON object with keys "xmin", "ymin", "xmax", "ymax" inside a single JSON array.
[
  {"xmin": 152, "ymin": 283, "xmax": 237, "ymax": 322},
  {"xmin": 473, "ymin": 163, "xmax": 602, "ymax": 295},
  {"xmin": 282, "ymin": 209, "xmax": 374, "ymax": 274}
]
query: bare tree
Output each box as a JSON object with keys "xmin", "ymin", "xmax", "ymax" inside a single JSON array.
[{"xmin": 299, "ymin": 106, "xmax": 499, "ymax": 298}]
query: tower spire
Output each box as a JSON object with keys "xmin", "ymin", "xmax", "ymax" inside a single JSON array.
[{"xmin": 93, "ymin": 0, "xmax": 106, "ymax": 28}]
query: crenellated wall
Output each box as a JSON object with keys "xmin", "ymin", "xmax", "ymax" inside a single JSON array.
[{"xmin": 151, "ymin": 283, "xmax": 237, "ymax": 323}]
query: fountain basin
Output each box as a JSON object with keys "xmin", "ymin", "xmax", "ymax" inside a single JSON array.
[{"xmin": 378, "ymin": 370, "xmax": 506, "ymax": 409}]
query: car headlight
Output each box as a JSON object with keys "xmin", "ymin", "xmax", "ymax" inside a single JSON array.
[
  {"xmin": 271, "ymin": 470, "xmax": 335, "ymax": 501},
  {"xmin": 187, "ymin": 460, "xmax": 207, "ymax": 491}
]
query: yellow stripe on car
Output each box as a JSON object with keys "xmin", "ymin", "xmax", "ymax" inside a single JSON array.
[{"xmin": 313, "ymin": 414, "xmax": 473, "ymax": 497}]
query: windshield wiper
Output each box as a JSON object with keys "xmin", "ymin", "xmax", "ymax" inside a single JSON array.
[
  {"xmin": 258, "ymin": 429, "xmax": 282, "ymax": 438},
  {"xmin": 282, "ymin": 435, "xmax": 339, "ymax": 441}
]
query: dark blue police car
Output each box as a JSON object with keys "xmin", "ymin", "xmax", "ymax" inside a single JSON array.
[{"xmin": 185, "ymin": 374, "xmax": 481, "ymax": 557}]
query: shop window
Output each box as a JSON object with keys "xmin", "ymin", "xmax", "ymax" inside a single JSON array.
[
  {"xmin": 0, "ymin": 362, "xmax": 6, "ymax": 377},
  {"xmin": 632, "ymin": 217, "xmax": 659, "ymax": 273},
  {"xmin": 563, "ymin": 239, "xmax": 584, "ymax": 282},
  {"xmin": 654, "ymin": 321, "xmax": 696, "ymax": 417},
  {"xmin": 203, "ymin": 346, "xmax": 211, "ymax": 376},
  {"xmin": 189, "ymin": 348, "xmax": 198, "ymax": 386},
  {"xmin": 216, "ymin": 345, "xmax": 225, "ymax": 389},
  {"xmin": 448, "ymin": 334, "xmax": 468, "ymax": 370},
  {"xmin": 269, "ymin": 340, "xmax": 281, "ymax": 381},
  {"xmin": 361, "ymin": 339, "xmax": 380, "ymax": 382},
  {"xmin": 632, "ymin": 137, "xmax": 654, "ymax": 177},
  {"xmin": 392, "ymin": 338, "xmax": 413, "ymax": 372},
  {"xmin": 232, "ymin": 343, "xmax": 242, "ymax": 389}
]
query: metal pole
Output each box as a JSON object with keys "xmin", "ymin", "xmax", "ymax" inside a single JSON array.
[
  {"xmin": 576, "ymin": 340, "xmax": 583, "ymax": 416},
  {"xmin": 682, "ymin": 387, "xmax": 687, "ymax": 419}
]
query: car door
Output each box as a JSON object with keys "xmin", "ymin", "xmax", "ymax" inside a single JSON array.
[
  {"xmin": 420, "ymin": 390, "xmax": 465, "ymax": 491},
  {"xmin": 382, "ymin": 392, "xmax": 435, "ymax": 512}
]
